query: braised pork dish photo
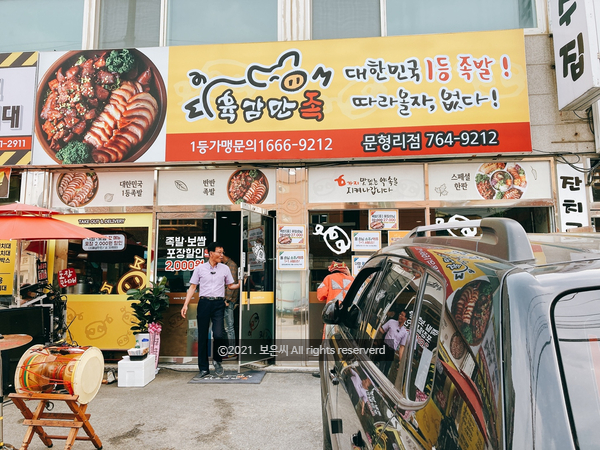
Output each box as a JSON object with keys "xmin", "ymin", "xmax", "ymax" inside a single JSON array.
[{"xmin": 36, "ymin": 49, "xmax": 166, "ymax": 164}]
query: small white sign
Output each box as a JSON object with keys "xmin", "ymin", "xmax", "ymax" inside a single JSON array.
[
  {"xmin": 352, "ymin": 255, "xmax": 371, "ymax": 277},
  {"xmin": 351, "ymin": 230, "xmax": 381, "ymax": 252},
  {"xmin": 82, "ymin": 234, "xmax": 125, "ymax": 251},
  {"xmin": 278, "ymin": 250, "xmax": 306, "ymax": 270}
]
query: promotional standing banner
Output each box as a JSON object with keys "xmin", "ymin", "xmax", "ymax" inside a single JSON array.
[
  {"xmin": 167, "ymin": 29, "xmax": 531, "ymax": 163},
  {"xmin": 0, "ymin": 52, "xmax": 37, "ymax": 165}
]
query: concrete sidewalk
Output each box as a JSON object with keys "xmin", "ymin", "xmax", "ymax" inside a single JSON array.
[{"xmin": 2, "ymin": 363, "xmax": 322, "ymax": 450}]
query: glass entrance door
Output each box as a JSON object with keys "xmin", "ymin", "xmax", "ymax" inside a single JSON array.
[{"xmin": 239, "ymin": 203, "xmax": 274, "ymax": 369}]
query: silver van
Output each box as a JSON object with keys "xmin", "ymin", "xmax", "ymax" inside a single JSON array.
[{"xmin": 320, "ymin": 218, "xmax": 600, "ymax": 450}]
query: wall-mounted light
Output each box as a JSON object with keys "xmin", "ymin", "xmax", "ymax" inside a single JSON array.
[{"xmin": 288, "ymin": 168, "xmax": 296, "ymax": 176}]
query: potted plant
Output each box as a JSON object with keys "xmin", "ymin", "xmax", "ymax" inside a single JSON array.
[{"xmin": 127, "ymin": 277, "xmax": 170, "ymax": 370}]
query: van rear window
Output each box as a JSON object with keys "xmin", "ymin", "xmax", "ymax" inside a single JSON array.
[{"xmin": 554, "ymin": 289, "xmax": 600, "ymax": 449}]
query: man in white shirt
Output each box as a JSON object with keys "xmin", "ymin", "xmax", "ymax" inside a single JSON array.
[
  {"xmin": 378, "ymin": 310, "xmax": 409, "ymax": 375},
  {"xmin": 181, "ymin": 242, "xmax": 240, "ymax": 378}
]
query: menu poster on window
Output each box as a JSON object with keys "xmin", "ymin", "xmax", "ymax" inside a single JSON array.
[
  {"xmin": 368, "ymin": 209, "xmax": 399, "ymax": 230},
  {"xmin": 0, "ymin": 241, "xmax": 15, "ymax": 294},
  {"xmin": 83, "ymin": 234, "xmax": 125, "ymax": 252},
  {"xmin": 388, "ymin": 231, "xmax": 409, "ymax": 245},
  {"xmin": 352, "ymin": 255, "xmax": 370, "ymax": 277},
  {"xmin": 278, "ymin": 250, "xmax": 306, "ymax": 270},
  {"xmin": 0, "ymin": 52, "xmax": 37, "ymax": 166},
  {"xmin": 351, "ymin": 230, "xmax": 381, "ymax": 252},
  {"xmin": 277, "ymin": 224, "xmax": 305, "ymax": 245},
  {"xmin": 162, "ymin": 235, "xmax": 209, "ymax": 272}
]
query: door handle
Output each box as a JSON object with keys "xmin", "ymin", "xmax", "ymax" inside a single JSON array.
[{"xmin": 328, "ymin": 369, "xmax": 339, "ymax": 386}]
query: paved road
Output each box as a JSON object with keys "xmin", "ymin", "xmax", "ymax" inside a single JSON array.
[{"xmin": 2, "ymin": 366, "xmax": 322, "ymax": 450}]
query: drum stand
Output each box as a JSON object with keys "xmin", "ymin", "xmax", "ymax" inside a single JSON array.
[
  {"xmin": 8, "ymin": 392, "xmax": 102, "ymax": 450},
  {"xmin": 0, "ymin": 334, "xmax": 33, "ymax": 450}
]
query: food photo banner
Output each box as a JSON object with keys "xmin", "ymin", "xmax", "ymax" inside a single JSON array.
[
  {"xmin": 31, "ymin": 48, "xmax": 169, "ymax": 166},
  {"xmin": 50, "ymin": 171, "xmax": 155, "ymax": 208},
  {"xmin": 167, "ymin": 29, "xmax": 530, "ymax": 162},
  {"xmin": 157, "ymin": 168, "xmax": 276, "ymax": 205},
  {"xmin": 0, "ymin": 52, "xmax": 38, "ymax": 166},
  {"xmin": 428, "ymin": 160, "xmax": 552, "ymax": 201},
  {"xmin": 29, "ymin": 29, "xmax": 529, "ymax": 167}
]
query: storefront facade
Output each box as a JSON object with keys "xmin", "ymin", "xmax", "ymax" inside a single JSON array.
[{"xmin": 1, "ymin": 2, "xmax": 599, "ymax": 366}]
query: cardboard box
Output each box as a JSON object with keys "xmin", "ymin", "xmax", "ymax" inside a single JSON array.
[{"xmin": 118, "ymin": 354, "xmax": 155, "ymax": 387}]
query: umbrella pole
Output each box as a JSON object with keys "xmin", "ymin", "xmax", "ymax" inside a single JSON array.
[{"xmin": 12, "ymin": 240, "xmax": 21, "ymax": 307}]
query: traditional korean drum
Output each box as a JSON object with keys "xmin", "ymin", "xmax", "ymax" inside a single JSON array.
[{"xmin": 15, "ymin": 345, "xmax": 104, "ymax": 404}]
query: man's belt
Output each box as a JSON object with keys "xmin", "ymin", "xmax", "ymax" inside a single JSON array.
[{"xmin": 199, "ymin": 296, "xmax": 224, "ymax": 301}]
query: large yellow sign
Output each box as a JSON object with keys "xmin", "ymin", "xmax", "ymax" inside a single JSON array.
[{"xmin": 166, "ymin": 29, "xmax": 530, "ymax": 162}]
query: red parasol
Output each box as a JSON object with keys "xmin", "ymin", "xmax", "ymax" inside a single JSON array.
[{"xmin": 0, "ymin": 202, "xmax": 105, "ymax": 303}]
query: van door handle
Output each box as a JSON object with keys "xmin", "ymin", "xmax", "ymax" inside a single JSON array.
[{"xmin": 329, "ymin": 369, "xmax": 339, "ymax": 385}]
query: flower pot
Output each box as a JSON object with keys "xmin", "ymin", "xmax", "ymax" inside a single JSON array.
[{"xmin": 135, "ymin": 333, "xmax": 150, "ymax": 349}]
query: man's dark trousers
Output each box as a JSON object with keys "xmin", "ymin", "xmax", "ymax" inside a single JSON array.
[{"xmin": 197, "ymin": 298, "xmax": 226, "ymax": 371}]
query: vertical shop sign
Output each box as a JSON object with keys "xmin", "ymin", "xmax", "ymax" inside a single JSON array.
[
  {"xmin": 556, "ymin": 163, "xmax": 590, "ymax": 231},
  {"xmin": 549, "ymin": 0, "xmax": 600, "ymax": 110},
  {"xmin": 0, "ymin": 52, "xmax": 37, "ymax": 165},
  {"xmin": 0, "ymin": 241, "xmax": 14, "ymax": 294}
]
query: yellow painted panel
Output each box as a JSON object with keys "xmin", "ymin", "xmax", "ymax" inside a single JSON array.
[{"xmin": 67, "ymin": 298, "xmax": 136, "ymax": 350}]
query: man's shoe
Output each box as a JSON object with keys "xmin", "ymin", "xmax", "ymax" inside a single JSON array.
[
  {"xmin": 312, "ymin": 371, "xmax": 321, "ymax": 378},
  {"xmin": 213, "ymin": 361, "xmax": 224, "ymax": 376},
  {"xmin": 197, "ymin": 370, "xmax": 210, "ymax": 378}
]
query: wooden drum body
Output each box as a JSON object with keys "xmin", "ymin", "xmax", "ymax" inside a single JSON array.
[{"xmin": 15, "ymin": 345, "xmax": 104, "ymax": 404}]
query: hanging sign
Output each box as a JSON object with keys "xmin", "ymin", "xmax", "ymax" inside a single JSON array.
[{"xmin": 36, "ymin": 260, "xmax": 48, "ymax": 283}]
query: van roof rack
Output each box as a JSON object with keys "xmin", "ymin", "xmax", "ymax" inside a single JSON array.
[{"xmin": 402, "ymin": 218, "xmax": 535, "ymax": 263}]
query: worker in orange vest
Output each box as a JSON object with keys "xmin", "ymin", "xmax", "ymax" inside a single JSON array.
[
  {"xmin": 314, "ymin": 259, "xmax": 354, "ymax": 378},
  {"xmin": 317, "ymin": 259, "xmax": 354, "ymax": 303}
]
